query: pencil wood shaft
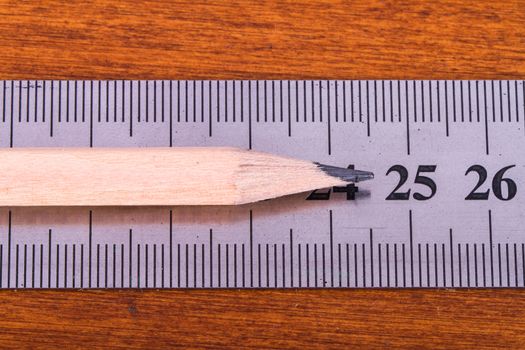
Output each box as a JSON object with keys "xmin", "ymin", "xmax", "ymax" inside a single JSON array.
[{"xmin": 0, "ymin": 147, "xmax": 371, "ymax": 206}]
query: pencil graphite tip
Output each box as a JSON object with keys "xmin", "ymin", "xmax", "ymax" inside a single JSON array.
[{"xmin": 315, "ymin": 163, "xmax": 374, "ymax": 183}]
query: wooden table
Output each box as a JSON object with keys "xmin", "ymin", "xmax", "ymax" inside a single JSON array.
[{"xmin": 0, "ymin": 1, "xmax": 524, "ymax": 348}]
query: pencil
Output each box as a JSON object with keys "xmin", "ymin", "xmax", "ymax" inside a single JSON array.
[{"xmin": 0, "ymin": 147, "xmax": 373, "ymax": 206}]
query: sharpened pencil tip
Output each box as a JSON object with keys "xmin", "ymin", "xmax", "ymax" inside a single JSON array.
[{"xmin": 315, "ymin": 163, "xmax": 374, "ymax": 183}]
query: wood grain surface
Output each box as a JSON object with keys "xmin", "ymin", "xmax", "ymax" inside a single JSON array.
[{"xmin": 0, "ymin": 0, "xmax": 524, "ymax": 348}]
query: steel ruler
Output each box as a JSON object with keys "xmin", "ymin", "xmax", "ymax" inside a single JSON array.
[{"xmin": 0, "ymin": 80, "xmax": 524, "ymax": 289}]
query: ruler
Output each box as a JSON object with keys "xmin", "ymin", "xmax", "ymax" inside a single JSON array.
[{"xmin": 0, "ymin": 80, "xmax": 524, "ymax": 289}]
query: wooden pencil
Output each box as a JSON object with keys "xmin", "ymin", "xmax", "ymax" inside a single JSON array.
[{"xmin": 0, "ymin": 147, "xmax": 373, "ymax": 206}]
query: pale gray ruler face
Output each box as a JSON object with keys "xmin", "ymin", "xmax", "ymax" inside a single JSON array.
[{"xmin": 0, "ymin": 80, "xmax": 524, "ymax": 289}]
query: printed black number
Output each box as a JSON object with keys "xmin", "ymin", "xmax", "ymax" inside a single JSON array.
[
  {"xmin": 492, "ymin": 166, "xmax": 517, "ymax": 201},
  {"xmin": 465, "ymin": 165, "xmax": 517, "ymax": 201},
  {"xmin": 413, "ymin": 165, "xmax": 438, "ymax": 200},
  {"xmin": 385, "ymin": 165, "xmax": 411, "ymax": 200},
  {"xmin": 464, "ymin": 165, "xmax": 489, "ymax": 200},
  {"xmin": 385, "ymin": 165, "xmax": 437, "ymax": 200}
]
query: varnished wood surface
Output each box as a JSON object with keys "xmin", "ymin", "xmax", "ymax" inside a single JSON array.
[
  {"xmin": 0, "ymin": 0, "xmax": 524, "ymax": 348},
  {"xmin": 1, "ymin": 289, "xmax": 525, "ymax": 349}
]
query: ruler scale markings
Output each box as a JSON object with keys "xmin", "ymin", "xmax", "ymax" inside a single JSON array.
[
  {"xmin": 137, "ymin": 244, "xmax": 141, "ymax": 288},
  {"xmin": 1, "ymin": 80, "xmax": 525, "ymax": 289},
  {"xmin": 484, "ymin": 81, "xmax": 490, "ymax": 155},
  {"xmin": 89, "ymin": 80, "xmax": 93, "ymax": 147},
  {"xmin": 491, "ymin": 80, "xmax": 496, "ymax": 123},
  {"xmin": 370, "ymin": 229, "xmax": 374, "ymax": 287},
  {"xmin": 405, "ymin": 81, "xmax": 411, "ymax": 155},
  {"xmin": 340, "ymin": 81, "xmax": 346, "ymax": 123},
  {"xmin": 482, "ymin": 243, "xmax": 486, "ymax": 287},
  {"xmin": 112, "ymin": 244, "xmax": 116, "ymax": 288},
  {"xmin": 378, "ymin": 243, "xmax": 382, "ymax": 287},
  {"xmin": 163, "ymin": 244, "xmax": 166, "ymax": 288},
  {"xmin": 185, "ymin": 244, "xmax": 188, "ymax": 288},
  {"xmin": 306, "ymin": 243, "xmax": 310, "ymax": 287},
  {"xmin": 298, "ymin": 244, "xmax": 302, "ymax": 287},
  {"xmin": 521, "ymin": 80, "xmax": 525, "ymax": 134},
  {"xmin": 329, "ymin": 212, "xmax": 333, "ymax": 287},
  {"xmin": 413, "ymin": 81, "xmax": 417, "ymax": 123},
  {"xmin": 336, "ymin": 81, "xmax": 339, "ymax": 123},
  {"xmin": 177, "ymin": 243, "xmax": 180, "ymax": 288},
  {"xmin": 314, "ymin": 244, "xmax": 318, "ymax": 287},
  {"xmin": 489, "ymin": 210, "xmax": 494, "ymax": 287},
  {"xmin": 425, "ymin": 243, "xmax": 430, "ymax": 287},
  {"xmin": 97, "ymin": 81, "xmax": 101, "ymax": 123},
  {"xmin": 395, "ymin": 243, "xmax": 398, "ymax": 287},
  {"xmin": 514, "ymin": 243, "xmax": 518, "ymax": 287},
  {"xmin": 186, "ymin": 80, "xmax": 189, "ymax": 123},
  {"xmin": 129, "ymin": 81, "xmax": 133, "ymax": 137},
  {"xmin": 327, "ymin": 81, "xmax": 331, "ymax": 154},
  {"xmin": 476, "ymin": 81, "xmax": 480, "ymax": 123},
  {"xmin": 154, "ymin": 244, "xmax": 158, "ymax": 288},
  {"xmin": 84, "ymin": 80, "xmax": 87, "ymax": 123},
  {"xmin": 434, "ymin": 244, "xmax": 438, "ymax": 287},
  {"xmin": 264, "ymin": 81, "xmax": 268, "ymax": 123},
  {"xmin": 444, "ymin": 81, "xmax": 449, "ymax": 136},
  {"xmin": 387, "ymin": 243, "xmax": 390, "ymax": 287},
  {"xmin": 154, "ymin": 81, "xmax": 158, "ymax": 123},
  {"xmin": 429, "ymin": 81, "xmax": 433, "ymax": 123},
  {"xmin": 346, "ymin": 243, "xmax": 349, "ymax": 287},
  {"xmin": 64, "ymin": 244, "xmax": 68, "ymax": 288},
  {"xmin": 295, "ymin": 81, "xmax": 299, "ymax": 124},
  {"xmin": 287, "ymin": 81, "xmax": 291, "ymax": 135},
  {"xmin": 514, "ymin": 81, "xmax": 518, "ymax": 123},
  {"xmin": 499, "ymin": 81, "xmax": 503, "ymax": 123},
  {"xmin": 474, "ymin": 243, "xmax": 478, "ymax": 287},
  {"xmin": 402, "ymin": 244, "xmax": 406, "ymax": 287},
  {"xmin": 248, "ymin": 81, "xmax": 252, "ymax": 148},
  {"xmin": 498, "ymin": 243, "xmax": 502, "ymax": 287},
  {"xmin": 349, "ymin": 81, "xmax": 354, "ymax": 122},
  {"xmin": 458, "ymin": 244, "xmax": 462, "ymax": 287},
  {"xmin": 96, "ymin": 244, "xmax": 100, "ymax": 288},
  {"xmin": 361, "ymin": 243, "xmax": 365, "ymax": 287},
  {"xmin": 320, "ymin": 80, "xmax": 323, "ymax": 123},
  {"xmin": 449, "ymin": 229, "xmax": 454, "ymax": 287},
  {"xmin": 265, "ymin": 244, "xmax": 268, "ymax": 287},
  {"xmin": 33, "ymin": 80, "xmax": 37, "ymax": 123},
  {"xmin": 522, "ymin": 244, "xmax": 525, "ymax": 287},
  {"xmin": 18, "ymin": 81, "xmax": 21, "ymax": 125},
  {"xmin": 7, "ymin": 211, "xmax": 11, "ymax": 288},
  {"xmin": 311, "ymin": 81, "xmax": 314, "ymax": 123},
  {"xmin": 468, "ymin": 81, "xmax": 472, "ymax": 122},
  {"xmin": 193, "ymin": 244, "xmax": 196, "ymax": 288},
  {"xmin": 234, "ymin": 244, "xmax": 237, "ymax": 288},
  {"xmin": 39, "ymin": 244, "xmax": 43, "ymax": 288},
  {"xmin": 466, "ymin": 243, "xmax": 470, "ymax": 287},
  {"xmin": 460, "ymin": 80, "xmax": 464, "ymax": 123},
  {"xmin": 354, "ymin": 243, "xmax": 358, "ymax": 287},
  {"xmin": 26, "ymin": 81, "xmax": 30, "ymax": 123},
  {"xmin": 2, "ymin": 81, "xmax": 5, "ymax": 122},
  {"xmin": 73, "ymin": 244, "xmax": 76, "ymax": 288},
  {"xmin": 31, "ymin": 244, "xmax": 35, "ymax": 288},
  {"xmin": 436, "ymin": 81, "xmax": 441, "ymax": 124},
  {"xmin": 506, "ymin": 243, "xmax": 510, "ymax": 287},
  {"xmin": 23, "ymin": 244, "xmax": 27, "ymax": 288},
  {"xmin": 15, "ymin": 244, "xmax": 18, "ymax": 288},
  {"xmin": 358, "ymin": 81, "xmax": 362, "ymax": 123},
  {"xmin": 420, "ymin": 80, "xmax": 424, "ymax": 123},
  {"xmin": 452, "ymin": 81, "xmax": 457, "ymax": 123},
  {"xmin": 145, "ymin": 244, "xmax": 148, "ymax": 288},
  {"xmin": 42, "ymin": 80, "xmax": 46, "ymax": 124},
  {"xmin": 366, "ymin": 81, "xmax": 370, "ymax": 136},
  {"xmin": 381, "ymin": 80, "xmax": 385, "ymax": 122},
  {"xmin": 418, "ymin": 243, "xmax": 422, "ymax": 287}
]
